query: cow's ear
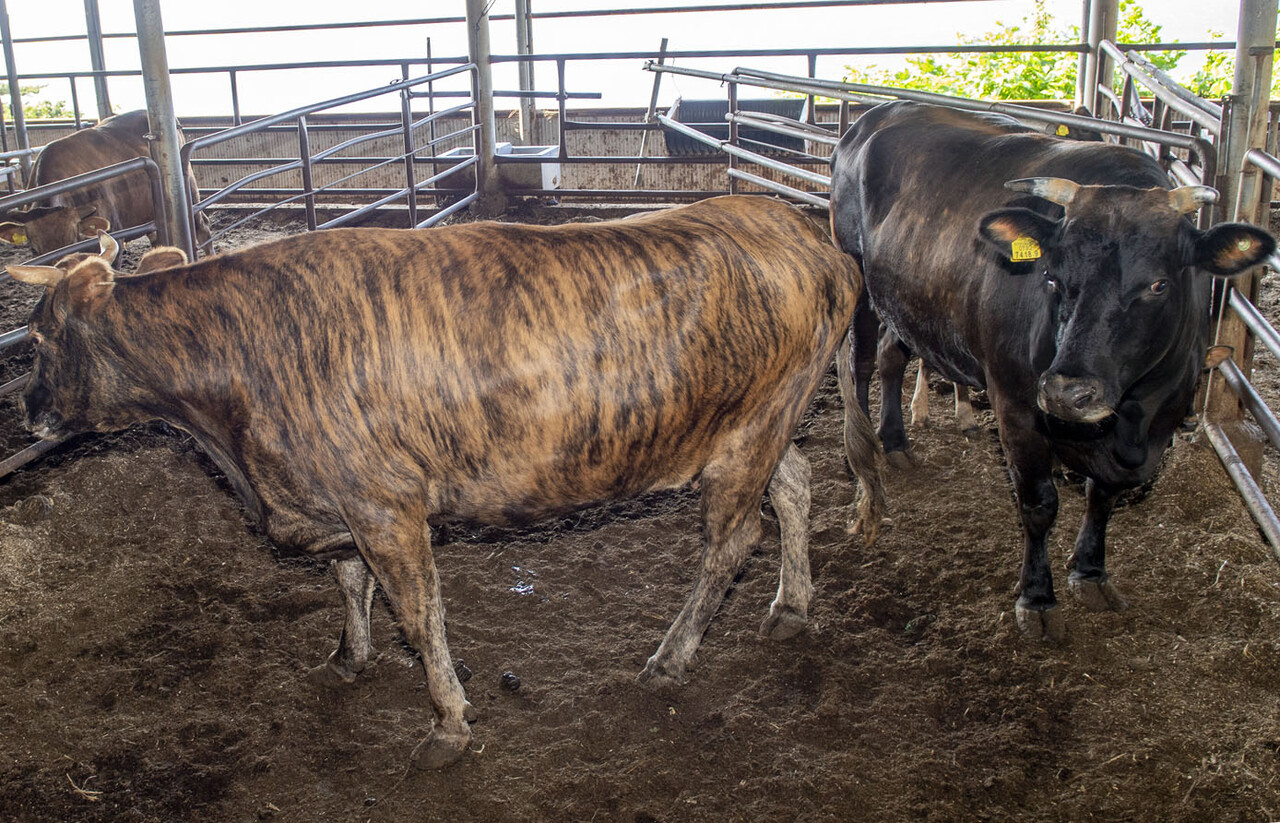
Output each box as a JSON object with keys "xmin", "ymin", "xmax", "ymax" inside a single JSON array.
[
  {"xmin": 1195, "ymin": 223, "xmax": 1275, "ymax": 276},
  {"xmin": 65, "ymin": 259, "xmax": 117, "ymax": 313},
  {"xmin": 136, "ymin": 246, "xmax": 187, "ymax": 274},
  {"xmin": 0, "ymin": 221, "xmax": 30, "ymax": 246},
  {"xmin": 978, "ymin": 207, "xmax": 1059, "ymax": 267},
  {"xmin": 7, "ymin": 264, "xmax": 67, "ymax": 287},
  {"xmin": 78, "ymin": 215, "xmax": 111, "ymax": 238}
]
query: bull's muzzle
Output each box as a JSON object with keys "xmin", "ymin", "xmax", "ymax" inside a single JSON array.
[
  {"xmin": 26, "ymin": 409, "xmax": 63, "ymax": 441},
  {"xmin": 1037, "ymin": 373, "xmax": 1113, "ymax": 423}
]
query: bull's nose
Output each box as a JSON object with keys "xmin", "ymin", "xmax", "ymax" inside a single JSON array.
[
  {"xmin": 1038, "ymin": 374, "xmax": 1112, "ymax": 423},
  {"xmin": 26, "ymin": 410, "xmax": 63, "ymax": 440}
]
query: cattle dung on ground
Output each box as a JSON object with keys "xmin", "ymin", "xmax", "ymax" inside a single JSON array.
[{"xmin": 0, "ymin": 202, "xmax": 1278, "ymax": 821}]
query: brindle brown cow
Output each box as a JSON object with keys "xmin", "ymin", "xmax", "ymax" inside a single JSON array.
[
  {"xmin": 0, "ymin": 110, "xmax": 211, "ymax": 255},
  {"xmin": 9, "ymin": 195, "xmax": 885, "ymax": 768}
]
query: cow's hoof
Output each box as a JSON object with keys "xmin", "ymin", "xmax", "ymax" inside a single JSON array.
[
  {"xmin": 759, "ymin": 606, "xmax": 807, "ymax": 641},
  {"xmin": 411, "ymin": 727, "xmax": 471, "ymax": 770},
  {"xmin": 637, "ymin": 656, "xmax": 685, "ymax": 688},
  {"xmin": 884, "ymin": 449, "xmax": 915, "ymax": 470},
  {"xmin": 1015, "ymin": 603, "xmax": 1065, "ymax": 643},
  {"xmin": 1069, "ymin": 573, "xmax": 1129, "ymax": 612},
  {"xmin": 306, "ymin": 656, "xmax": 358, "ymax": 689}
]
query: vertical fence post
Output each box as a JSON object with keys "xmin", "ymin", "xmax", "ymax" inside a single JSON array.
[
  {"xmin": 297, "ymin": 114, "xmax": 317, "ymax": 231},
  {"xmin": 400, "ymin": 65, "xmax": 418, "ymax": 227},
  {"xmin": 133, "ymin": 0, "xmax": 194, "ymax": 257},
  {"xmin": 465, "ymin": 0, "xmax": 505, "ymax": 217},
  {"xmin": 83, "ymin": 0, "xmax": 112, "ymax": 120},
  {"xmin": 1082, "ymin": 0, "xmax": 1117, "ymax": 118},
  {"xmin": 727, "ymin": 81, "xmax": 739, "ymax": 195},
  {"xmin": 515, "ymin": 0, "xmax": 536, "ymax": 144},
  {"xmin": 1205, "ymin": 0, "xmax": 1279, "ymax": 440},
  {"xmin": 0, "ymin": 0, "xmax": 31, "ymax": 182},
  {"xmin": 556, "ymin": 58, "xmax": 568, "ymax": 161}
]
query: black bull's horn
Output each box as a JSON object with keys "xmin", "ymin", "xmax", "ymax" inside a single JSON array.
[{"xmin": 1004, "ymin": 177, "xmax": 1218, "ymax": 215}]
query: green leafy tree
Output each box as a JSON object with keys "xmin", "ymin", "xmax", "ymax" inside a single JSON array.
[
  {"xmin": 0, "ymin": 82, "xmax": 73, "ymax": 120},
  {"xmin": 843, "ymin": 0, "xmax": 1183, "ymax": 101},
  {"xmin": 1186, "ymin": 29, "xmax": 1280, "ymax": 99}
]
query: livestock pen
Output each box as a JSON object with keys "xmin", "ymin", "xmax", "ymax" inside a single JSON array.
[{"xmin": 1, "ymin": 2, "xmax": 1280, "ymax": 821}]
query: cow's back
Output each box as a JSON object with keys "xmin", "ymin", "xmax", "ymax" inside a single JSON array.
[{"xmin": 32, "ymin": 112, "xmax": 154, "ymax": 221}]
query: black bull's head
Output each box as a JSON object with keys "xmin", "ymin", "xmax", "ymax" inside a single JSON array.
[{"xmin": 977, "ymin": 177, "xmax": 1274, "ymax": 426}]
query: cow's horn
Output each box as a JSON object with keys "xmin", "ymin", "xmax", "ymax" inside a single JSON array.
[
  {"xmin": 1169, "ymin": 185, "xmax": 1218, "ymax": 215},
  {"xmin": 97, "ymin": 230, "xmax": 119, "ymax": 265},
  {"xmin": 6, "ymin": 264, "xmax": 67, "ymax": 287},
  {"xmin": 1005, "ymin": 177, "xmax": 1081, "ymax": 206}
]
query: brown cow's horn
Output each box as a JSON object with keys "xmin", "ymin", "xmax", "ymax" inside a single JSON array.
[
  {"xmin": 1005, "ymin": 177, "xmax": 1080, "ymax": 206},
  {"xmin": 1169, "ymin": 185, "xmax": 1218, "ymax": 215},
  {"xmin": 97, "ymin": 230, "xmax": 119, "ymax": 265}
]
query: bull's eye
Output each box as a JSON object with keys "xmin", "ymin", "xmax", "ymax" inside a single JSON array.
[
  {"xmin": 29, "ymin": 331, "xmax": 44, "ymax": 347},
  {"xmin": 1044, "ymin": 274, "xmax": 1059, "ymax": 294},
  {"xmin": 1149, "ymin": 279, "xmax": 1170, "ymax": 296}
]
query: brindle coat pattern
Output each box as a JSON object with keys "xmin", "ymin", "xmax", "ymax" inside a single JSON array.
[
  {"xmin": 0, "ymin": 110, "xmax": 211, "ymax": 255},
  {"xmin": 11, "ymin": 195, "xmax": 885, "ymax": 768}
]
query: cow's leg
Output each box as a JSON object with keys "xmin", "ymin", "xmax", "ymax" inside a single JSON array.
[
  {"xmin": 909, "ymin": 364, "xmax": 931, "ymax": 427},
  {"xmin": 850, "ymin": 302, "xmax": 879, "ymax": 417},
  {"xmin": 308, "ymin": 556, "xmax": 379, "ymax": 688},
  {"xmin": 876, "ymin": 331, "xmax": 913, "ymax": 467},
  {"xmin": 760, "ymin": 444, "xmax": 812, "ymax": 641},
  {"xmin": 837, "ymin": 335, "xmax": 887, "ymax": 542},
  {"xmin": 349, "ymin": 510, "xmax": 472, "ymax": 769},
  {"xmin": 638, "ymin": 450, "xmax": 772, "ymax": 686},
  {"xmin": 1067, "ymin": 478, "xmax": 1129, "ymax": 611},
  {"xmin": 954, "ymin": 384, "xmax": 979, "ymax": 436},
  {"xmin": 995, "ymin": 399, "xmax": 1064, "ymax": 642}
]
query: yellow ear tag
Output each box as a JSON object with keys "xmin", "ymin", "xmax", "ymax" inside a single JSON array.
[
  {"xmin": 12, "ymin": 232, "xmax": 26, "ymax": 245},
  {"xmin": 1237, "ymin": 237, "xmax": 1254, "ymax": 252},
  {"xmin": 1056, "ymin": 124, "xmax": 1070, "ymax": 136},
  {"xmin": 1011, "ymin": 235, "xmax": 1042, "ymax": 262}
]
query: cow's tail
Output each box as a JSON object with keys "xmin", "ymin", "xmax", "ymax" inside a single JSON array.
[{"xmin": 837, "ymin": 331, "xmax": 885, "ymax": 544}]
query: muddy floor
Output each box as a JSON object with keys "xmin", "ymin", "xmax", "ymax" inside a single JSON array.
[{"xmin": 1, "ymin": 204, "xmax": 1279, "ymax": 822}]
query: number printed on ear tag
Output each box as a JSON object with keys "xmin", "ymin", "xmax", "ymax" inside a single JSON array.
[{"xmin": 1011, "ymin": 235, "xmax": 1042, "ymax": 261}]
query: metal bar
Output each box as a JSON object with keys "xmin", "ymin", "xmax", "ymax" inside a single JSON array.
[
  {"xmin": 83, "ymin": 0, "xmax": 112, "ymax": 119},
  {"xmin": 727, "ymin": 81, "xmax": 739, "ymax": 195},
  {"xmin": 0, "ymin": 0, "xmax": 31, "ymax": 180},
  {"xmin": 400, "ymin": 70, "xmax": 419, "ymax": 226},
  {"xmin": 655, "ymin": 113, "xmax": 832, "ymax": 187},
  {"xmin": 1, "ymin": 371, "xmax": 27, "ymax": 395},
  {"xmin": 1217, "ymin": 358, "xmax": 1280, "ymax": 452},
  {"xmin": 229, "ymin": 69, "xmax": 241, "ymax": 126},
  {"xmin": 0, "ymin": 327, "xmax": 28, "ymax": 350},
  {"xmin": 0, "ymin": 439, "xmax": 63, "ymax": 481},
  {"xmin": 1099, "ymin": 41, "xmax": 1222, "ymax": 134},
  {"xmin": 1203, "ymin": 422, "xmax": 1280, "ymax": 564},
  {"xmin": 134, "ymin": 0, "xmax": 192, "ymax": 255},
  {"xmin": 727, "ymin": 168, "xmax": 828, "ymax": 207},
  {"xmin": 465, "ymin": 0, "xmax": 502, "ymax": 215},
  {"xmin": 728, "ymin": 112, "xmax": 839, "ymax": 145},
  {"xmin": 416, "ymin": 191, "xmax": 479, "ymax": 228},
  {"xmin": 1228, "ymin": 288, "xmax": 1280, "ymax": 363},
  {"xmin": 515, "ymin": 0, "xmax": 536, "ymax": 143},
  {"xmin": 634, "ymin": 37, "xmax": 668, "ymax": 189},
  {"xmin": 297, "ymin": 115, "xmax": 317, "ymax": 231},
  {"xmin": 556, "ymin": 58, "xmax": 568, "ymax": 161}
]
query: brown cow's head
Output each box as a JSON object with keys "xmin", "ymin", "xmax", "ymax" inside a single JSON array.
[
  {"xmin": 0, "ymin": 206, "xmax": 111, "ymax": 256},
  {"xmin": 979, "ymin": 178, "xmax": 1275, "ymax": 426},
  {"xmin": 7, "ymin": 233, "xmax": 185, "ymax": 440}
]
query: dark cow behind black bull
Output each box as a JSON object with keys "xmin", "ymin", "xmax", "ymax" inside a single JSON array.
[
  {"xmin": 0, "ymin": 110, "xmax": 211, "ymax": 256},
  {"xmin": 828, "ymin": 100, "xmax": 1274, "ymax": 642},
  {"xmin": 7, "ymin": 195, "xmax": 885, "ymax": 768}
]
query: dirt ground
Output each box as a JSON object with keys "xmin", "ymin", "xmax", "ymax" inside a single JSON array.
[{"xmin": 1, "ymin": 203, "xmax": 1279, "ymax": 823}]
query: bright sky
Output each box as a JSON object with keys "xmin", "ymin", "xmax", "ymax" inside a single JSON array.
[{"xmin": 1, "ymin": 1, "xmax": 1248, "ymax": 119}]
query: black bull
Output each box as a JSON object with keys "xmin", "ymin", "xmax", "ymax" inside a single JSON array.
[
  {"xmin": 829, "ymin": 101, "xmax": 1274, "ymax": 642},
  {"xmin": 9, "ymin": 195, "xmax": 885, "ymax": 768}
]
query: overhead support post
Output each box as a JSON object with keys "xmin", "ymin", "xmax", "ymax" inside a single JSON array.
[
  {"xmin": 515, "ymin": 0, "xmax": 537, "ymax": 144},
  {"xmin": 133, "ymin": 0, "xmax": 195, "ymax": 257},
  {"xmin": 83, "ymin": 0, "xmax": 112, "ymax": 121},
  {"xmin": 1206, "ymin": 0, "xmax": 1279, "ymax": 436},
  {"xmin": 0, "ymin": 0, "xmax": 31, "ymax": 181},
  {"xmin": 465, "ymin": 0, "xmax": 506, "ymax": 217},
  {"xmin": 1081, "ymin": 0, "xmax": 1117, "ymax": 118}
]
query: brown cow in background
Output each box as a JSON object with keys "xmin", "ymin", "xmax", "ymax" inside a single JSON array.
[
  {"xmin": 0, "ymin": 110, "xmax": 211, "ymax": 255},
  {"xmin": 9, "ymin": 195, "xmax": 885, "ymax": 769}
]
